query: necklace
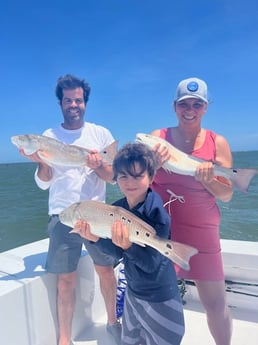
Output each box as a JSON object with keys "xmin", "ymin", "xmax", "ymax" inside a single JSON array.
[{"xmin": 179, "ymin": 128, "xmax": 202, "ymax": 144}]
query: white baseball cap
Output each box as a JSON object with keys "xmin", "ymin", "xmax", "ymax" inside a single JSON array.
[{"xmin": 174, "ymin": 77, "xmax": 209, "ymax": 103}]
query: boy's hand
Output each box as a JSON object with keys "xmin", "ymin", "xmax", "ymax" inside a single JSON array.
[
  {"xmin": 70, "ymin": 220, "xmax": 99, "ymax": 242},
  {"xmin": 111, "ymin": 220, "xmax": 132, "ymax": 250}
]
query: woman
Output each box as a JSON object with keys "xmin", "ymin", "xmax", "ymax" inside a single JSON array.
[{"xmin": 151, "ymin": 77, "xmax": 233, "ymax": 345}]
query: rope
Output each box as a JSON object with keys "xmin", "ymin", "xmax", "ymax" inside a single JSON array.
[{"xmin": 163, "ymin": 189, "xmax": 185, "ymax": 215}]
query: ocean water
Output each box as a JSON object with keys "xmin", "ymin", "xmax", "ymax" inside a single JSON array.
[{"xmin": 0, "ymin": 151, "xmax": 257, "ymax": 253}]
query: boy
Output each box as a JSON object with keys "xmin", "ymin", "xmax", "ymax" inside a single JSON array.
[{"xmin": 73, "ymin": 143, "xmax": 185, "ymax": 345}]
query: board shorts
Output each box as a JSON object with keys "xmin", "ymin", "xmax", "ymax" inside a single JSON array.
[
  {"xmin": 45, "ymin": 215, "xmax": 117, "ymax": 274},
  {"xmin": 122, "ymin": 290, "xmax": 185, "ymax": 345}
]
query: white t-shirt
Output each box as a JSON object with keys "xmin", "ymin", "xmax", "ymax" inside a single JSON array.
[{"xmin": 34, "ymin": 122, "xmax": 115, "ymax": 215}]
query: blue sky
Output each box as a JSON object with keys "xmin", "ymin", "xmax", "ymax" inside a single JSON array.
[{"xmin": 1, "ymin": 0, "xmax": 258, "ymax": 163}]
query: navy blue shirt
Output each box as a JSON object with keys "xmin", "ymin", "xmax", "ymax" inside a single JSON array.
[{"xmin": 96, "ymin": 188, "xmax": 179, "ymax": 302}]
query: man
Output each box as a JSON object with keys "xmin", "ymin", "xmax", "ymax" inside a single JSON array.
[{"xmin": 20, "ymin": 74, "xmax": 121, "ymax": 345}]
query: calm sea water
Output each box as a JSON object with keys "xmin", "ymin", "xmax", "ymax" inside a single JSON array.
[{"xmin": 0, "ymin": 151, "xmax": 258, "ymax": 253}]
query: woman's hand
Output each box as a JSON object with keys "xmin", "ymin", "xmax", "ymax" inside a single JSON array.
[
  {"xmin": 111, "ymin": 220, "xmax": 132, "ymax": 250},
  {"xmin": 71, "ymin": 220, "xmax": 99, "ymax": 242},
  {"xmin": 195, "ymin": 161, "xmax": 233, "ymax": 202},
  {"xmin": 152, "ymin": 143, "xmax": 171, "ymax": 169},
  {"xmin": 195, "ymin": 161, "xmax": 215, "ymax": 183}
]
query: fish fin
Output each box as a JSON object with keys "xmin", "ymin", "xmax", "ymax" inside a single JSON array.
[
  {"xmin": 214, "ymin": 176, "xmax": 231, "ymax": 186},
  {"xmin": 37, "ymin": 150, "xmax": 55, "ymax": 166},
  {"xmin": 165, "ymin": 241, "xmax": 198, "ymax": 270},
  {"xmin": 100, "ymin": 141, "xmax": 118, "ymax": 164}
]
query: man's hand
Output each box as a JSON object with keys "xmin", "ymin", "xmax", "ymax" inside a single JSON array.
[
  {"xmin": 85, "ymin": 150, "xmax": 104, "ymax": 169},
  {"xmin": 19, "ymin": 148, "xmax": 45, "ymax": 163}
]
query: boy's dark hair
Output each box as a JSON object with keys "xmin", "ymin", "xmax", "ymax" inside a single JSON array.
[
  {"xmin": 55, "ymin": 74, "xmax": 91, "ymax": 104},
  {"xmin": 113, "ymin": 143, "xmax": 158, "ymax": 181}
]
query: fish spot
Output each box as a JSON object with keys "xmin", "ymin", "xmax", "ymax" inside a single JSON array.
[
  {"xmin": 145, "ymin": 233, "xmax": 150, "ymax": 238},
  {"xmin": 136, "ymin": 231, "xmax": 139, "ymax": 236},
  {"xmin": 109, "ymin": 213, "xmax": 114, "ymax": 217},
  {"xmin": 233, "ymin": 169, "xmax": 237, "ymax": 174},
  {"xmin": 166, "ymin": 243, "xmax": 172, "ymax": 249}
]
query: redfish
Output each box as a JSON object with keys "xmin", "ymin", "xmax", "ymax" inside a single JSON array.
[
  {"xmin": 59, "ymin": 200, "xmax": 198, "ymax": 270},
  {"xmin": 11, "ymin": 134, "xmax": 117, "ymax": 167},
  {"xmin": 136, "ymin": 133, "xmax": 258, "ymax": 192}
]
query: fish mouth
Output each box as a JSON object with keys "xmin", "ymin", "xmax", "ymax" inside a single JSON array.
[{"xmin": 10, "ymin": 136, "xmax": 18, "ymax": 145}]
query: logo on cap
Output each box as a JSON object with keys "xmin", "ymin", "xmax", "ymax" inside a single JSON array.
[{"xmin": 187, "ymin": 81, "xmax": 199, "ymax": 92}]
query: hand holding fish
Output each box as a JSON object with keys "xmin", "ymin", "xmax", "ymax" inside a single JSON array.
[
  {"xmin": 111, "ymin": 220, "xmax": 132, "ymax": 250},
  {"xmin": 19, "ymin": 147, "xmax": 46, "ymax": 164},
  {"xmin": 19, "ymin": 147, "xmax": 53, "ymax": 182},
  {"xmin": 72, "ymin": 220, "xmax": 100, "ymax": 242},
  {"xmin": 195, "ymin": 161, "xmax": 216, "ymax": 184},
  {"xmin": 152, "ymin": 143, "xmax": 171, "ymax": 169},
  {"xmin": 85, "ymin": 149, "xmax": 105, "ymax": 170}
]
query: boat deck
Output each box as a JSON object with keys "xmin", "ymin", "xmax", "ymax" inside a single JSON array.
[
  {"xmin": 72, "ymin": 283, "xmax": 258, "ymax": 345},
  {"xmin": 72, "ymin": 312, "xmax": 258, "ymax": 345}
]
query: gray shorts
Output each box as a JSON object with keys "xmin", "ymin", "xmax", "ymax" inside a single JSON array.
[{"xmin": 45, "ymin": 215, "xmax": 117, "ymax": 274}]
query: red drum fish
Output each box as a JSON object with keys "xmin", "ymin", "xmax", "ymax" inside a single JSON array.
[
  {"xmin": 11, "ymin": 134, "xmax": 117, "ymax": 167},
  {"xmin": 136, "ymin": 133, "xmax": 258, "ymax": 192},
  {"xmin": 59, "ymin": 200, "xmax": 198, "ymax": 271}
]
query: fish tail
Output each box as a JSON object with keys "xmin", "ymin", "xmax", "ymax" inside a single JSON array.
[
  {"xmin": 101, "ymin": 140, "xmax": 118, "ymax": 164},
  {"xmin": 230, "ymin": 168, "xmax": 258, "ymax": 192},
  {"xmin": 163, "ymin": 240, "xmax": 198, "ymax": 270}
]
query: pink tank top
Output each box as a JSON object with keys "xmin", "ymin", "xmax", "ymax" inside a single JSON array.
[{"xmin": 151, "ymin": 128, "xmax": 221, "ymax": 252}]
